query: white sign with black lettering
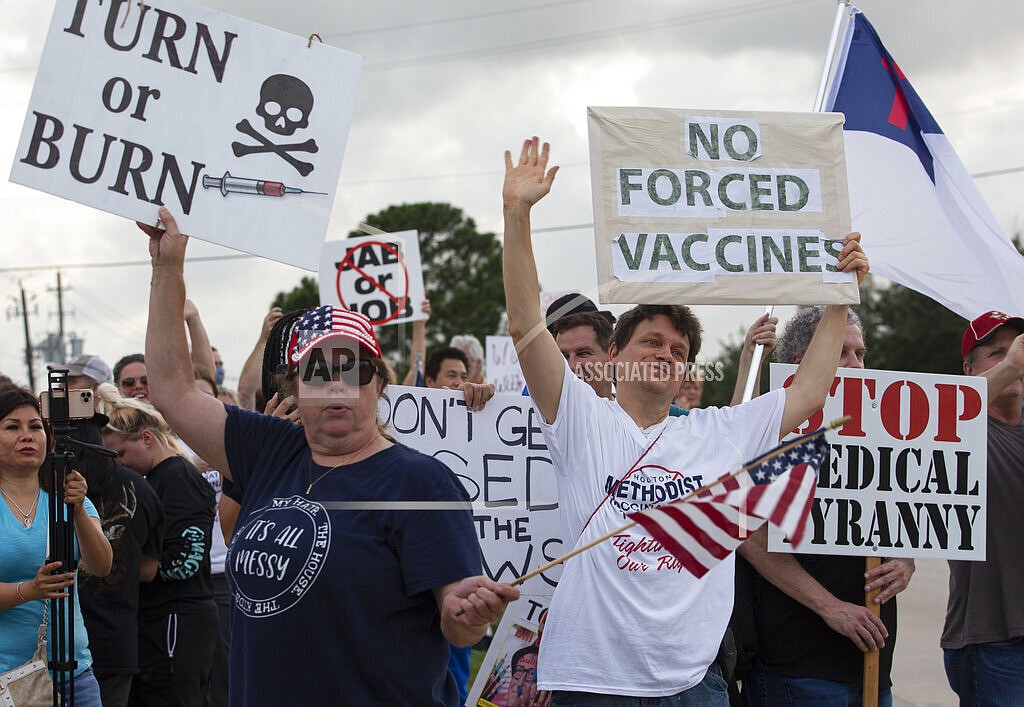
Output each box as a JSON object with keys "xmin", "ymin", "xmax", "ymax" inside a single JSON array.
[
  {"xmin": 11, "ymin": 0, "xmax": 362, "ymax": 270},
  {"xmin": 318, "ymin": 231, "xmax": 425, "ymax": 327},
  {"xmin": 768, "ymin": 364, "xmax": 988, "ymax": 560},
  {"xmin": 379, "ymin": 387, "xmax": 563, "ymax": 593},
  {"xmin": 588, "ymin": 106, "xmax": 858, "ymax": 305}
]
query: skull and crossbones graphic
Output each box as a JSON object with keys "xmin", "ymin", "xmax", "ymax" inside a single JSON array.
[{"xmin": 232, "ymin": 74, "xmax": 318, "ymax": 177}]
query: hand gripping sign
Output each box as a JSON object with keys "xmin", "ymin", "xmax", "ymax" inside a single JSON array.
[{"xmin": 318, "ymin": 230, "xmax": 426, "ymax": 326}]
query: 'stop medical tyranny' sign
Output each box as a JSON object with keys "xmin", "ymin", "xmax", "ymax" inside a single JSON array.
[
  {"xmin": 588, "ymin": 107, "xmax": 859, "ymax": 305},
  {"xmin": 10, "ymin": 0, "xmax": 363, "ymax": 270}
]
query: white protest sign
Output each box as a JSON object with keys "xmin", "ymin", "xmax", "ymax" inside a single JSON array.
[
  {"xmin": 318, "ymin": 231, "xmax": 426, "ymax": 326},
  {"xmin": 588, "ymin": 106, "xmax": 858, "ymax": 305},
  {"xmin": 768, "ymin": 364, "xmax": 988, "ymax": 560},
  {"xmin": 467, "ymin": 594, "xmax": 552, "ymax": 707},
  {"xmin": 10, "ymin": 0, "xmax": 362, "ymax": 270},
  {"xmin": 379, "ymin": 387, "xmax": 564, "ymax": 592},
  {"xmin": 486, "ymin": 336, "xmax": 525, "ymax": 395}
]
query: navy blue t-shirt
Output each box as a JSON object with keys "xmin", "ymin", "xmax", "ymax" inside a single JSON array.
[{"xmin": 223, "ymin": 406, "xmax": 482, "ymax": 706}]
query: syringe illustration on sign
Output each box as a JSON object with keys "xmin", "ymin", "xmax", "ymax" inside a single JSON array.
[{"xmin": 202, "ymin": 171, "xmax": 327, "ymax": 198}]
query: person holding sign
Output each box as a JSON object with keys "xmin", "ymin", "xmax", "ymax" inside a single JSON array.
[
  {"xmin": 737, "ymin": 306, "xmax": 913, "ymax": 707},
  {"xmin": 942, "ymin": 311, "xmax": 1024, "ymax": 706},
  {"xmin": 501, "ymin": 137, "xmax": 868, "ymax": 704},
  {"xmin": 138, "ymin": 208, "xmax": 517, "ymax": 706}
]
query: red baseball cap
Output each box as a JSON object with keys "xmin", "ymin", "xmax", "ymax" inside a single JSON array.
[
  {"xmin": 289, "ymin": 305, "xmax": 382, "ymax": 363},
  {"xmin": 961, "ymin": 310, "xmax": 1024, "ymax": 359}
]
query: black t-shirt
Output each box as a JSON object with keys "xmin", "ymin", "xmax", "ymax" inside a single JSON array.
[
  {"xmin": 79, "ymin": 463, "xmax": 164, "ymax": 673},
  {"xmin": 750, "ymin": 552, "xmax": 897, "ymax": 687},
  {"xmin": 139, "ymin": 455, "xmax": 216, "ymax": 619}
]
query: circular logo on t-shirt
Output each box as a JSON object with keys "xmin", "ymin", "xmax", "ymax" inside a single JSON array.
[{"xmin": 227, "ymin": 495, "xmax": 331, "ymax": 618}]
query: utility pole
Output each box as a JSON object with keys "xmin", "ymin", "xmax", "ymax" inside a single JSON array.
[
  {"xmin": 47, "ymin": 271, "xmax": 71, "ymax": 363},
  {"xmin": 18, "ymin": 284, "xmax": 35, "ymax": 391}
]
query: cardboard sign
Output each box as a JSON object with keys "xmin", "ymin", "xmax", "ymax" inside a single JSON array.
[
  {"xmin": 588, "ymin": 107, "xmax": 858, "ymax": 305},
  {"xmin": 319, "ymin": 231, "xmax": 425, "ymax": 326},
  {"xmin": 468, "ymin": 594, "xmax": 552, "ymax": 707},
  {"xmin": 10, "ymin": 0, "xmax": 362, "ymax": 270},
  {"xmin": 379, "ymin": 387, "xmax": 564, "ymax": 592},
  {"xmin": 486, "ymin": 336, "xmax": 525, "ymax": 395},
  {"xmin": 768, "ymin": 364, "xmax": 988, "ymax": 560}
]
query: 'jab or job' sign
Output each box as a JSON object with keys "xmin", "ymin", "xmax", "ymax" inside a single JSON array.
[
  {"xmin": 768, "ymin": 364, "xmax": 988, "ymax": 560},
  {"xmin": 10, "ymin": 0, "xmax": 362, "ymax": 270},
  {"xmin": 588, "ymin": 107, "xmax": 858, "ymax": 305},
  {"xmin": 379, "ymin": 387, "xmax": 564, "ymax": 592},
  {"xmin": 318, "ymin": 231, "xmax": 426, "ymax": 326}
]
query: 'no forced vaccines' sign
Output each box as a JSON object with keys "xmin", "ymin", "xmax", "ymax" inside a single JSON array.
[
  {"xmin": 588, "ymin": 107, "xmax": 858, "ymax": 305},
  {"xmin": 318, "ymin": 231, "xmax": 425, "ymax": 326},
  {"xmin": 10, "ymin": 0, "xmax": 362, "ymax": 270},
  {"xmin": 768, "ymin": 364, "xmax": 988, "ymax": 560}
]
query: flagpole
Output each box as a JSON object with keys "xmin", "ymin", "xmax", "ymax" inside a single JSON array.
[
  {"xmin": 508, "ymin": 418, "xmax": 848, "ymax": 588},
  {"xmin": 740, "ymin": 0, "xmax": 853, "ymax": 405}
]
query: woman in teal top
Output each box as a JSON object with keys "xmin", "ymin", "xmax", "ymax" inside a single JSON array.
[{"xmin": 0, "ymin": 386, "xmax": 112, "ymax": 706}]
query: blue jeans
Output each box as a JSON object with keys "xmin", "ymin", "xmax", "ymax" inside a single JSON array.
[
  {"xmin": 550, "ymin": 663, "xmax": 728, "ymax": 706},
  {"xmin": 944, "ymin": 637, "xmax": 1024, "ymax": 706},
  {"xmin": 54, "ymin": 667, "xmax": 103, "ymax": 707},
  {"xmin": 745, "ymin": 666, "xmax": 892, "ymax": 707}
]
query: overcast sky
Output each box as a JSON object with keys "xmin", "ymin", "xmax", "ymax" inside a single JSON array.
[{"xmin": 1, "ymin": 0, "xmax": 1021, "ymax": 390}]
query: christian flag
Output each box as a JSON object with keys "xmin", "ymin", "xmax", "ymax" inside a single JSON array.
[
  {"xmin": 826, "ymin": 9, "xmax": 1024, "ymax": 320},
  {"xmin": 627, "ymin": 432, "xmax": 827, "ymax": 579}
]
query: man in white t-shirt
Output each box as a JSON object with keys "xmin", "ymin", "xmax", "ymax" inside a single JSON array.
[{"xmin": 501, "ymin": 137, "xmax": 869, "ymax": 705}]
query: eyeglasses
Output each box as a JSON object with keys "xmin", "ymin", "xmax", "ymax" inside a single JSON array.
[
  {"xmin": 120, "ymin": 376, "xmax": 148, "ymax": 388},
  {"xmin": 299, "ymin": 351, "xmax": 377, "ymax": 387},
  {"xmin": 512, "ymin": 667, "xmax": 537, "ymax": 682}
]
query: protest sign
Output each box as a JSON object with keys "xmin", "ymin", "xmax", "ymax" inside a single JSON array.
[
  {"xmin": 468, "ymin": 594, "xmax": 552, "ymax": 707},
  {"xmin": 487, "ymin": 336, "xmax": 525, "ymax": 395},
  {"xmin": 318, "ymin": 231, "xmax": 425, "ymax": 326},
  {"xmin": 10, "ymin": 0, "xmax": 362, "ymax": 270},
  {"xmin": 379, "ymin": 387, "xmax": 564, "ymax": 591},
  {"xmin": 588, "ymin": 107, "xmax": 858, "ymax": 305},
  {"xmin": 768, "ymin": 364, "xmax": 988, "ymax": 560}
]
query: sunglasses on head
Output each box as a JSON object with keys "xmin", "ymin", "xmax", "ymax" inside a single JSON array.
[
  {"xmin": 299, "ymin": 349, "xmax": 377, "ymax": 387},
  {"xmin": 121, "ymin": 376, "xmax": 148, "ymax": 388}
]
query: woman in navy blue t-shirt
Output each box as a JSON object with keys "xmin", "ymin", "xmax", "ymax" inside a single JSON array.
[{"xmin": 137, "ymin": 208, "xmax": 519, "ymax": 706}]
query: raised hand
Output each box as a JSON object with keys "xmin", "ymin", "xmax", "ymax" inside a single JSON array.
[{"xmin": 503, "ymin": 136, "xmax": 559, "ymax": 210}]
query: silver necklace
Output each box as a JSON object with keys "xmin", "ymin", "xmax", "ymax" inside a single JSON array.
[{"xmin": 0, "ymin": 486, "xmax": 38, "ymax": 527}]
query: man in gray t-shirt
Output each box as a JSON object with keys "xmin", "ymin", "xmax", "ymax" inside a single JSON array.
[{"xmin": 942, "ymin": 310, "xmax": 1024, "ymax": 706}]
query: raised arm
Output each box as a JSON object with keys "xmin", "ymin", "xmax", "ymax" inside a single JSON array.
[
  {"xmin": 401, "ymin": 299, "xmax": 430, "ymax": 386},
  {"xmin": 183, "ymin": 298, "xmax": 216, "ymax": 376},
  {"xmin": 140, "ymin": 207, "xmax": 230, "ymax": 477},
  {"xmin": 502, "ymin": 137, "xmax": 563, "ymax": 423},
  {"xmin": 977, "ymin": 331, "xmax": 1024, "ymax": 405},
  {"xmin": 730, "ymin": 312, "xmax": 778, "ymax": 405},
  {"xmin": 237, "ymin": 307, "xmax": 283, "ymax": 411},
  {"xmin": 779, "ymin": 233, "xmax": 869, "ymax": 436}
]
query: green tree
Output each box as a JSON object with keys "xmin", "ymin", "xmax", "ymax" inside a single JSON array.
[
  {"xmin": 271, "ymin": 276, "xmax": 318, "ymax": 311},
  {"xmin": 701, "ymin": 330, "xmax": 746, "ymax": 408},
  {"xmin": 271, "ymin": 202, "xmax": 505, "ymax": 380},
  {"xmin": 858, "ymin": 283, "xmax": 967, "ymax": 375}
]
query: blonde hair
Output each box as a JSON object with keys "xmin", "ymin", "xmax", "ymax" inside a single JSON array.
[{"xmin": 97, "ymin": 383, "xmax": 184, "ymax": 454}]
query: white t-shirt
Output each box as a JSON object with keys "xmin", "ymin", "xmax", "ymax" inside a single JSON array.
[{"xmin": 536, "ymin": 362, "xmax": 785, "ymax": 695}]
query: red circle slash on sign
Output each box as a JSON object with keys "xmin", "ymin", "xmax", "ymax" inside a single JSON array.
[{"xmin": 335, "ymin": 240, "xmax": 410, "ymax": 325}]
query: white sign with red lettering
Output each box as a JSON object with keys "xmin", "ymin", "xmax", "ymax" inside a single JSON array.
[{"xmin": 768, "ymin": 364, "xmax": 988, "ymax": 560}]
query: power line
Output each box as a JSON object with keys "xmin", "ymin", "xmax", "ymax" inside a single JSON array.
[
  {"xmin": 324, "ymin": 0, "xmax": 599, "ymax": 39},
  {"xmin": 363, "ymin": 0, "xmax": 815, "ymax": 72}
]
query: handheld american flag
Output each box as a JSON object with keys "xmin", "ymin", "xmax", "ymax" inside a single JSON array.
[{"xmin": 627, "ymin": 431, "xmax": 829, "ymax": 579}]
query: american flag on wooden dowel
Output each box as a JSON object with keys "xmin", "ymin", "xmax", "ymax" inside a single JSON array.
[{"xmin": 628, "ymin": 430, "xmax": 829, "ymax": 578}]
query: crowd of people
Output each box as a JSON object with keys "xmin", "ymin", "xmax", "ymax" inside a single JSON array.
[{"xmin": 0, "ymin": 136, "xmax": 1021, "ymax": 707}]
